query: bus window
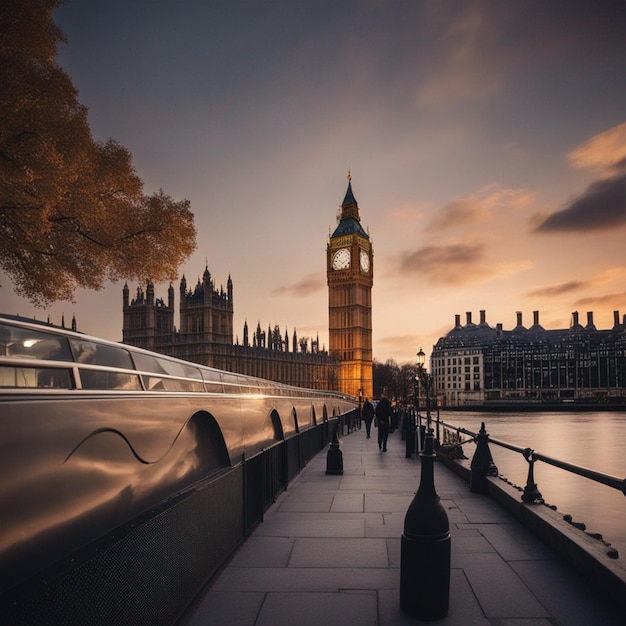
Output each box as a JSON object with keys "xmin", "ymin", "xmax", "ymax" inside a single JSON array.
[
  {"xmin": 79, "ymin": 370, "xmax": 142, "ymax": 390},
  {"xmin": 70, "ymin": 339, "xmax": 134, "ymax": 369},
  {"xmin": 0, "ymin": 365, "xmax": 72, "ymax": 388},
  {"xmin": 141, "ymin": 375, "xmax": 204, "ymax": 392},
  {"xmin": 133, "ymin": 353, "xmax": 202, "ymax": 380},
  {"xmin": 201, "ymin": 370, "xmax": 223, "ymax": 392},
  {"xmin": 0, "ymin": 324, "xmax": 72, "ymax": 361},
  {"xmin": 220, "ymin": 373, "xmax": 242, "ymax": 394},
  {"xmin": 203, "ymin": 381, "xmax": 224, "ymax": 393}
]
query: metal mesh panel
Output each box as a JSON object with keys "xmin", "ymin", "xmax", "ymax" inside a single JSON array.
[
  {"xmin": 2, "ymin": 469, "xmax": 243, "ymax": 626},
  {"xmin": 244, "ymin": 453, "xmax": 264, "ymax": 532},
  {"xmin": 286, "ymin": 436, "xmax": 301, "ymax": 482},
  {"xmin": 2, "ymin": 423, "xmax": 337, "ymax": 624}
]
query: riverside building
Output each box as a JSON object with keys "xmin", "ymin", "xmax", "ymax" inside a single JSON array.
[{"xmin": 431, "ymin": 310, "xmax": 626, "ymax": 407}]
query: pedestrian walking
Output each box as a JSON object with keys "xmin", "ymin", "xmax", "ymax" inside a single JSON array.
[
  {"xmin": 362, "ymin": 398, "xmax": 375, "ymax": 438},
  {"xmin": 375, "ymin": 393, "xmax": 392, "ymax": 452}
]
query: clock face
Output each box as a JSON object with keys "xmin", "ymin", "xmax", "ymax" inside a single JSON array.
[
  {"xmin": 332, "ymin": 247, "xmax": 351, "ymax": 270},
  {"xmin": 360, "ymin": 250, "xmax": 370, "ymax": 272}
]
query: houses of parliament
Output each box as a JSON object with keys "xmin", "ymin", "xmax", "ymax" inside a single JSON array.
[{"xmin": 122, "ymin": 178, "xmax": 374, "ymax": 398}]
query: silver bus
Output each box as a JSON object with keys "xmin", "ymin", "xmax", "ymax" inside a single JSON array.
[{"xmin": 0, "ymin": 314, "xmax": 356, "ymax": 593}]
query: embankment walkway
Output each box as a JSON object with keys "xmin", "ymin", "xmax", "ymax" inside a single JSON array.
[{"xmin": 180, "ymin": 428, "xmax": 623, "ymax": 625}]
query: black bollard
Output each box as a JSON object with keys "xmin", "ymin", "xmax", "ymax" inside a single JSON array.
[
  {"xmin": 418, "ymin": 424, "xmax": 426, "ymax": 452},
  {"xmin": 405, "ymin": 419, "xmax": 416, "ymax": 459},
  {"xmin": 400, "ymin": 429, "xmax": 450, "ymax": 620},
  {"xmin": 326, "ymin": 429, "xmax": 343, "ymax": 475},
  {"xmin": 470, "ymin": 422, "xmax": 498, "ymax": 493}
]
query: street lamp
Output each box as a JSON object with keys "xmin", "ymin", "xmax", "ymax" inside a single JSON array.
[
  {"xmin": 416, "ymin": 348, "xmax": 431, "ymax": 431},
  {"xmin": 416, "ymin": 347, "xmax": 426, "ymax": 369}
]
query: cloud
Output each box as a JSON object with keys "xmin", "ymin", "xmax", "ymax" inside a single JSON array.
[
  {"xmin": 537, "ymin": 122, "xmax": 626, "ymax": 233},
  {"xmin": 397, "ymin": 239, "xmax": 532, "ymax": 286},
  {"xmin": 398, "ymin": 243, "xmax": 485, "ymax": 284},
  {"xmin": 526, "ymin": 281, "xmax": 589, "ymax": 298},
  {"xmin": 534, "ymin": 173, "xmax": 626, "ymax": 233},
  {"xmin": 525, "ymin": 267, "xmax": 626, "ymax": 299},
  {"xmin": 426, "ymin": 198, "xmax": 490, "ymax": 232},
  {"xmin": 416, "ymin": 3, "xmax": 505, "ymax": 107},
  {"xmin": 414, "ymin": 2, "xmax": 622, "ymax": 110},
  {"xmin": 594, "ymin": 266, "xmax": 626, "ymax": 285},
  {"xmin": 427, "ymin": 186, "xmax": 534, "ymax": 232},
  {"xmin": 272, "ymin": 273, "xmax": 324, "ymax": 298},
  {"xmin": 402, "ymin": 242, "xmax": 484, "ymax": 269},
  {"xmin": 574, "ymin": 292, "xmax": 626, "ymax": 309},
  {"xmin": 568, "ymin": 122, "xmax": 626, "ymax": 172}
]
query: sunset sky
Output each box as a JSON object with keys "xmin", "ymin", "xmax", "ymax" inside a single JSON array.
[{"xmin": 2, "ymin": 0, "xmax": 626, "ymax": 365}]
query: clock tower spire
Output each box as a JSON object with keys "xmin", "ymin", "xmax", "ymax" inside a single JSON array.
[{"xmin": 327, "ymin": 174, "xmax": 373, "ymax": 399}]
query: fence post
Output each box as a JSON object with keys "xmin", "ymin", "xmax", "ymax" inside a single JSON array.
[
  {"xmin": 470, "ymin": 422, "xmax": 498, "ymax": 493},
  {"xmin": 521, "ymin": 448, "xmax": 543, "ymax": 503}
]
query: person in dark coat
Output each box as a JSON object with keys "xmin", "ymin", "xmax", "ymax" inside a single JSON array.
[
  {"xmin": 362, "ymin": 398, "xmax": 375, "ymax": 438},
  {"xmin": 375, "ymin": 393, "xmax": 392, "ymax": 452}
]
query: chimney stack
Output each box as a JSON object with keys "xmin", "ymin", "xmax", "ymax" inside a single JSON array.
[
  {"xmin": 466, "ymin": 312, "xmax": 472, "ymax": 325},
  {"xmin": 614, "ymin": 310, "xmax": 620, "ymax": 326},
  {"xmin": 572, "ymin": 311, "xmax": 579, "ymax": 327},
  {"xmin": 455, "ymin": 314, "xmax": 461, "ymax": 328},
  {"xmin": 533, "ymin": 311, "xmax": 539, "ymax": 326},
  {"xmin": 516, "ymin": 311, "xmax": 523, "ymax": 327},
  {"xmin": 480, "ymin": 310, "xmax": 486, "ymax": 325}
]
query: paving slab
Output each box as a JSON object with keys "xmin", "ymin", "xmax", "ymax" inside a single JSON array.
[
  {"xmin": 256, "ymin": 591, "xmax": 378, "ymax": 626},
  {"xmin": 330, "ymin": 492, "xmax": 364, "ymax": 512},
  {"xmin": 180, "ymin": 429, "xmax": 623, "ymax": 625},
  {"xmin": 289, "ymin": 537, "xmax": 389, "ymax": 568}
]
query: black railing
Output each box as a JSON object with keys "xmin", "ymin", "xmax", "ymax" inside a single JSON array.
[{"xmin": 434, "ymin": 417, "xmax": 626, "ymax": 500}]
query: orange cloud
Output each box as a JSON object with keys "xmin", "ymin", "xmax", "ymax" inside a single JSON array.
[
  {"xmin": 525, "ymin": 268, "xmax": 626, "ymax": 299},
  {"xmin": 537, "ymin": 123, "xmax": 626, "ymax": 233},
  {"xmin": 272, "ymin": 273, "xmax": 324, "ymax": 297},
  {"xmin": 574, "ymin": 292, "xmax": 626, "ymax": 309},
  {"xmin": 526, "ymin": 281, "xmax": 588, "ymax": 298},
  {"xmin": 427, "ymin": 185, "xmax": 534, "ymax": 232},
  {"xmin": 568, "ymin": 122, "xmax": 626, "ymax": 172},
  {"xmin": 398, "ymin": 243, "xmax": 485, "ymax": 285}
]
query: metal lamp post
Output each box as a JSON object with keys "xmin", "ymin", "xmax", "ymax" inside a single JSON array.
[
  {"xmin": 416, "ymin": 347, "xmax": 431, "ymax": 432},
  {"xmin": 415, "ymin": 348, "xmax": 427, "ymax": 450},
  {"xmin": 405, "ymin": 372, "xmax": 418, "ymax": 458}
]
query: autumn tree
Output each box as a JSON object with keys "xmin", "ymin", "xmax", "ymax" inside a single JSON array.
[
  {"xmin": 373, "ymin": 358, "xmax": 419, "ymax": 406},
  {"xmin": 0, "ymin": 0, "xmax": 196, "ymax": 306}
]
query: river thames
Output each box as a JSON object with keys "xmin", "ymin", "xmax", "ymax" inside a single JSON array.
[{"xmin": 435, "ymin": 410, "xmax": 626, "ymax": 554}]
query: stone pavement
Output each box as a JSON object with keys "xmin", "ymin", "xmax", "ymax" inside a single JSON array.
[{"xmin": 180, "ymin": 428, "xmax": 623, "ymax": 625}]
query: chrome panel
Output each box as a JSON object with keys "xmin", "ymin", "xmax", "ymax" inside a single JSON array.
[{"xmin": 0, "ymin": 315, "xmax": 356, "ymax": 589}]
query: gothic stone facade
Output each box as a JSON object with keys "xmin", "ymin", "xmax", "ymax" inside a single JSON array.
[{"xmin": 122, "ymin": 267, "xmax": 338, "ymax": 390}]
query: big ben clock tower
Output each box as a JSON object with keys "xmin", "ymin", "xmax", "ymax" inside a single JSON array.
[{"xmin": 327, "ymin": 173, "xmax": 373, "ymax": 399}]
